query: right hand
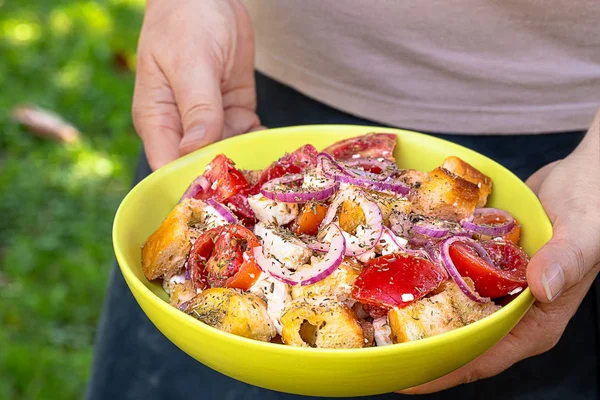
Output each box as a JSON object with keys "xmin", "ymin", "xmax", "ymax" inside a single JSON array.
[{"xmin": 132, "ymin": 0, "xmax": 262, "ymax": 170}]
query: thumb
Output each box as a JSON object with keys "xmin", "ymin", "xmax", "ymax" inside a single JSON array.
[
  {"xmin": 166, "ymin": 54, "xmax": 225, "ymax": 157},
  {"xmin": 526, "ymin": 218, "xmax": 600, "ymax": 303}
]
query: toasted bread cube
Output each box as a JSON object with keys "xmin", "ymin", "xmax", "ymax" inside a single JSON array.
[
  {"xmin": 182, "ymin": 288, "xmax": 276, "ymax": 342},
  {"xmin": 281, "ymin": 299, "xmax": 365, "ymax": 348},
  {"xmin": 396, "ymin": 169, "xmax": 428, "ymax": 187},
  {"xmin": 291, "ymin": 258, "xmax": 362, "ymax": 303},
  {"xmin": 447, "ymin": 279, "xmax": 500, "ymax": 324},
  {"xmin": 388, "ymin": 289, "xmax": 463, "ymax": 343},
  {"xmin": 366, "ymin": 191, "xmax": 412, "ymax": 225},
  {"xmin": 409, "ymin": 167, "xmax": 479, "ymax": 221},
  {"xmin": 142, "ymin": 199, "xmax": 204, "ymax": 281},
  {"xmin": 388, "ymin": 279, "xmax": 499, "ymax": 343},
  {"xmin": 169, "ymin": 280, "xmax": 197, "ymax": 308},
  {"xmin": 441, "ymin": 156, "xmax": 492, "ymax": 207}
]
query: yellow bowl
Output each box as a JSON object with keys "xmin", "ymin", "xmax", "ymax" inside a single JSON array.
[{"xmin": 113, "ymin": 125, "xmax": 551, "ymax": 397}]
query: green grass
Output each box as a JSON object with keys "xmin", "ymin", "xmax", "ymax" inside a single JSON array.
[{"xmin": 0, "ymin": 1, "xmax": 145, "ymax": 398}]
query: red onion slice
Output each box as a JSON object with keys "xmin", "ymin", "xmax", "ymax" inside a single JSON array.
[
  {"xmin": 379, "ymin": 227, "xmax": 448, "ymax": 279},
  {"xmin": 178, "ymin": 300, "xmax": 191, "ymax": 311},
  {"xmin": 260, "ymin": 173, "xmax": 338, "ymax": 203},
  {"xmin": 408, "ymin": 235, "xmax": 435, "ymax": 248},
  {"xmin": 439, "ymin": 236, "xmax": 492, "ymax": 303},
  {"xmin": 318, "ymin": 153, "xmax": 353, "ymax": 178},
  {"xmin": 206, "ymin": 198, "xmax": 238, "ymax": 224},
  {"xmin": 412, "ymin": 223, "xmax": 449, "ymax": 238},
  {"xmin": 307, "ymin": 239, "xmax": 330, "ymax": 253},
  {"xmin": 253, "ymin": 224, "xmax": 346, "ymax": 286},
  {"xmin": 319, "ymin": 154, "xmax": 409, "ymax": 195},
  {"xmin": 461, "ymin": 208, "xmax": 515, "ymax": 237},
  {"xmin": 320, "ymin": 187, "xmax": 383, "ymax": 256},
  {"xmin": 180, "ymin": 175, "xmax": 210, "ymax": 201}
]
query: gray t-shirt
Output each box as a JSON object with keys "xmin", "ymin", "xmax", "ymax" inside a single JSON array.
[{"xmin": 245, "ymin": 0, "xmax": 600, "ymax": 134}]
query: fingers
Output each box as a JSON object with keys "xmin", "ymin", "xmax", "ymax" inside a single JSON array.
[
  {"xmin": 525, "ymin": 161, "xmax": 559, "ymax": 195},
  {"xmin": 133, "ymin": 0, "xmax": 260, "ymax": 165},
  {"xmin": 132, "ymin": 54, "xmax": 183, "ymax": 170},
  {"xmin": 220, "ymin": 0, "xmax": 262, "ymax": 140},
  {"xmin": 526, "ymin": 219, "xmax": 600, "ymax": 302},
  {"xmin": 222, "ymin": 106, "xmax": 261, "ymax": 140},
  {"xmin": 525, "ymin": 143, "xmax": 600, "ymax": 304},
  {"xmin": 401, "ymin": 261, "xmax": 599, "ymax": 395},
  {"xmin": 526, "ymin": 155, "xmax": 600, "ymax": 303},
  {"xmin": 250, "ymin": 124, "xmax": 268, "ymax": 132},
  {"xmin": 165, "ymin": 53, "xmax": 225, "ymax": 157}
]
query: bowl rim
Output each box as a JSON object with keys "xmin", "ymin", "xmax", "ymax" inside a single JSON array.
[{"xmin": 113, "ymin": 124, "xmax": 548, "ymax": 357}]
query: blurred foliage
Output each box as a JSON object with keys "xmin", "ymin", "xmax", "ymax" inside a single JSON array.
[{"xmin": 0, "ymin": 0, "xmax": 145, "ymax": 398}]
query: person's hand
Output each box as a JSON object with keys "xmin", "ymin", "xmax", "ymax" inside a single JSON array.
[
  {"xmin": 132, "ymin": 0, "xmax": 262, "ymax": 170},
  {"xmin": 401, "ymin": 110, "xmax": 600, "ymax": 394}
]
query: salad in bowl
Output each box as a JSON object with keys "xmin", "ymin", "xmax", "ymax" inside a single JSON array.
[{"xmin": 141, "ymin": 133, "xmax": 529, "ymax": 349}]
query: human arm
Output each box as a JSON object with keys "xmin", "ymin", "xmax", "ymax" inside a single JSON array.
[
  {"xmin": 132, "ymin": 0, "xmax": 262, "ymax": 170},
  {"xmin": 402, "ymin": 108, "xmax": 600, "ymax": 393}
]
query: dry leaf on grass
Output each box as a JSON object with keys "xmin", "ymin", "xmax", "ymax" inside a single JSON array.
[{"xmin": 11, "ymin": 105, "xmax": 81, "ymax": 143}]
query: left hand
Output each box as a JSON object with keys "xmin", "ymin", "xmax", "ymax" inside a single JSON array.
[{"xmin": 400, "ymin": 111, "xmax": 600, "ymax": 394}]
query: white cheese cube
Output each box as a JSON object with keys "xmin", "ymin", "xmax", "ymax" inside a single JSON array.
[
  {"xmin": 357, "ymin": 249, "xmax": 376, "ymax": 263},
  {"xmin": 250, "ymin": 272, "xmax": 291, "ymax": 336},
  {"xmin": 401, "ymin": 293, "xmax": 415, "ymax": 302},
  {"xmin": 202, "ymin": 204, "xmax": 229, "ymax": 230},
  {"xmin": 248, "ymin": 194, "xmax": 298, "ymax": 226},
  {"xmin": 254, "ymin": 222, "xmax": 312, "ymax": 270},
  {"xmin": 377, "ymin": 229, "xmax": 408, "ymax": 256},
  {"xmin": 162, "ymin": 272, "xmax": 186, "ymax": 295},
  {"xmin": 373, "ymin": 317, "xmax": 393, "ymax": 346}
]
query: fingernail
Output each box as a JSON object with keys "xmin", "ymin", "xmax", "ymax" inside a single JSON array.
[
  {"xmin": 541, "ymin": 263, "xmax": 565, "ymax": 301},
  {"xmin": 179, "ymin": 125, "xmax": 206, "ymax": 153}
]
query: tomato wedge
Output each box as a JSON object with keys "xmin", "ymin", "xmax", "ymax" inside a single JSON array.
[
  {"xmin": 352, "ymin": 254, "xmax": 446, "ymax": 309},
  {"xmin": 472, "ymin": 210, "xmax": 521, "ymax": 244},
  {"xmin": 222, "ymin": 145, "xmax": 319, "ymax": 226},
  {"xmin": 189, "ymin": 225, "xmax": 261, "ymax": 291},
  {"xmin": 249, "ymin": 144, "xmax": 318, "ymax": 195},
  {"xmin": 449, "ymin": 240, "xmax": 529, "ymax": 298},
  {"xmin": 193, "ymin": 154, "xmax": 250, "ymax": 203},
  {"xmin": 322, "ymin": 133, "xmax": 396, "ymax": 161}
]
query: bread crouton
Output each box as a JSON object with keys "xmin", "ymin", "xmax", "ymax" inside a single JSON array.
[
  {"xmin": 441, "ymin": 156, "xmax": 492, "ymax": 207},
  {"xmin": 388, "ymin": 287, "xmax": 463, "ymax": 343},
  {"xmin": 396, "ymin": 169, "xmax": 428, "ymax": 187},
  {"xmin": 409, "ymin": 167, "xmax": 479, "ymax": 221},
  {"xmin": 141, "ymin": 199, "xmax": 204, "ymax": 281},
  {"xmin": 182, "ymin": 288, "xmax": 276, "ymax": 342},
  {"xmin": 281, "ymin": 299, "xmax": 365, "ymax": 348},
  {"xmin": 169, "ymin": 280, "xmax": 196, "ymax": 308},
  {"xmin": 291, "ymin": 258, "xmax": 362, "ymax": 303},
  {"xmin": 448, "ymin": 280, "xmax": 500, "ymax": 324},
  {"xmin": 388, "ymin": 279, "xmax": 499, "ymax": 343},
  {"xmin": 366, "ymin": 191, "xmax": 412, "ymax": 225}
]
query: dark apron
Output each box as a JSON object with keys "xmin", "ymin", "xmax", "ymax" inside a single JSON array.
[{"xmin": 86, "ymin": 72, "xmax": 598, "ymax": 400}]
